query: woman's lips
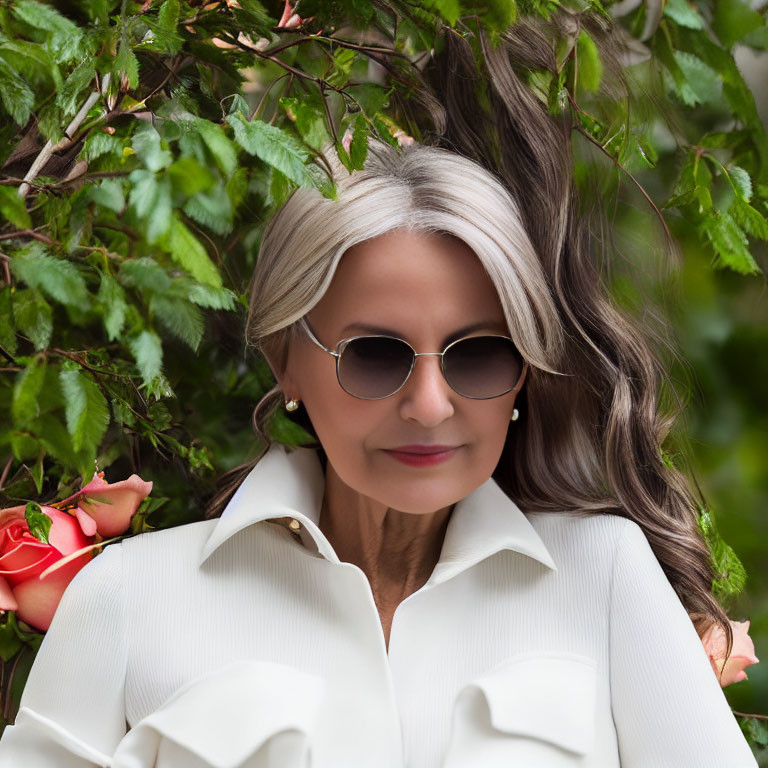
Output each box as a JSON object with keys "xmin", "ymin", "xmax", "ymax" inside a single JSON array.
[{"xmin": 383, "ymin": 446, "xmax": 460, "ymax": 467}]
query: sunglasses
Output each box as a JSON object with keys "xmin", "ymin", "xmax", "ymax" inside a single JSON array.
[{"xmin": 299, "ymin": 317, "xmax": 526, "ymax": 400}]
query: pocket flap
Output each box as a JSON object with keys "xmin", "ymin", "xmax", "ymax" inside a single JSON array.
[
  {"xmin": 112, "ymin": 660, "xmax": 324, "ymax": 768},
  {"xmin": 447, "ymin": 652, "xmax": 598, "ymax": 763},
  {"xmin": 475, "ymin": 653, "xmax": 597, "ymax": 754}
]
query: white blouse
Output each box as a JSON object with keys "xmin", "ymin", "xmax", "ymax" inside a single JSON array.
[{"xmin": 0, "ymin": 443, "xmax": 757, "ymax": 768}]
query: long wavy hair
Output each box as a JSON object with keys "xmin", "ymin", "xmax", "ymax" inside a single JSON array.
[{"xmin": 207, "ymin": 13, "xmax": 735, "ymax": 672}]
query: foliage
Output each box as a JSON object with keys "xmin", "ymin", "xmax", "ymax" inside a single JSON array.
[{"xmin": 0, "ymin": 0, "xmax": 766, "ymax": 748}]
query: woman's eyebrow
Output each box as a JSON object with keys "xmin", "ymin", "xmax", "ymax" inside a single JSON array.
[{"xmin": 340, "ymin": 321, "xmax": 507, "ymax": 344}]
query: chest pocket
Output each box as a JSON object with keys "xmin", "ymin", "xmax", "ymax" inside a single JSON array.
[
  {"xmin": 442, "ymin": 652, "xmax": 598, "ymax": 768},
  {"xmin": 112, "ymin": 660, "xmax": 324, "ymax": 768}
]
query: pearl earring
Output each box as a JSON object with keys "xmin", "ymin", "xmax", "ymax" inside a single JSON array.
[
  {"xmin": 510, "ymin": 408, "xmax": 519, "ymax": 421},
  {"xmin": 285, "ymin": 398, "xmax": 299, "ymax": 412}
]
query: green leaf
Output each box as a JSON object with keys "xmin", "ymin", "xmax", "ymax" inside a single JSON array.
[
  {"xmin": 132, "ymin": 125, "xmax": 173, "ymax": 172},
  {"xmin": 12, "ymin": 357, "xmax": 47, "ymax": 426},
  {"xmin": 712, "ymin": 0, "xmax": 764, "ymax": 48},
  {"xmin": 730, "ymin": 198, "xmax": 768, "ymax": 241},
  {"xmin": 153, "ymin": 0, "xmax": 182, "ymax": 55},
  {"xmin": 664, "ymin": 51, "xmax": 722, "ymax": 106},
  {"xmin": 161, "ymin": 217, "xmax": 222, "ymax": 288},
  {"xmin": 226, "ymin": 113, "xmax": 315, "ymax": 188},
  {"xmin": 675, "ymin": 27, "xmax": 762, "ymax": 129},
  {"xmin": 705, "ymin": 211, "xmax": 761, "ymax": 275},
  {"xmin": 128, "ymin": 329, "xmax": 163, "ymax": 385},
  {"xmin": 114, "ymin": 36, "xmax": 139, "ymax": 90},
  {"xmin": 119, "ymin": 257, "xmax": 172, "ymax": 294},
  {"xmin": 83, "ymin": 132, "xmax": 123, "ymax": 162},
  {"xmin": 348, "ymin": 114, "xmax": 370, "ymax": 170},
  {"xmin": 12, "ymin": 289, "xmax": 53, "ymax": 350},
  {"xmin": 13, "ymin": 0, "xmax": 80, "ymax": 38},
  {"xmin": 90, "ymin": 178, "xmax": 125, "ymax": 213},
  {"xmin": 195, "ymin": 119, "xmax": 238, "ymax": 177},
  {"xmin": 59, "ymin": 367, "xmax": 111, "ymax": 454},
  {"xmin": 167, "ymin": 156, "xmax": 216, "ymax": 197},
  {"xmin": 97, "ymin": 272, "xmax": 128, "ymax": 340},
  {"xmin": 29, "ymin": 452, "xmax": 44, "ymax": 495},
  {"xmin": 662, "ymin": 0, "xmax": 704, "ymax": 29},
  {"xmin": 36, "ymin": 412, "xmax": 84, "ymax": 468},
  {"xmin": 150, "ymin": 295, "xmax": 204, "ymax": 351},
  {"xmin": 56, "ymin": 58, "xmax": 95, "ymax": 118},
  {"xmin": 268, "ymin": 166, "xmax": 294, "ymax": 208},
  {"xmin": 741, "ymin": 25, "xmax": 768, "ymax": 50},
  {"xmin": 0, "ymin": 186, "xmax": 32, "ymax": 229},
  {"xmin": 0, "ymin": 618, "xmax": 23, "ymax": 662},
  {"xmin": 727, "ymin": 166, "xmax": 752, "ymax": 202},
  {"xmin": 482, "ymin": 0, "xmax": 518, "ymax": 31},
  {"xmin": 576, "ymin": 30, "xmax": 603, "ymax": 93},
  {"xmin": 24, "ymin": 502, "xmax": 52, "ymax": 545},
  {"xmin": 186, "ymin": 282, "xmax": 237, "ymax": 310},
  {"xmin": 183, "ymin": 185, "xmax": 233, "ymax": 235},
  {"xmin": 710, "ymin": 535, "xmax": 748, "ymax": 602},
  {"xmin": 0, "ymin": 58, "xmax": 35, "ymax": 126},
  {"xmin": 421, "ymin": 0, "xmax": 461, "ymax": 25},
  {"xmin": 9, "ymin": 244, "xmax": 89, "ymax": 307},
  {"xmin": 128, "ymin": 170, "xmax": 172, "ymax": 244},
  {"xmin": 280, "ymin": 96, "xmax": 330, "ymax": 152},
  {"xmin": 327, "ymin": 48, "xmax": 356, "ymax": 89},
  {"xmin": 0, "ymin": 287, "xmax": 18, "ymax": 357}
]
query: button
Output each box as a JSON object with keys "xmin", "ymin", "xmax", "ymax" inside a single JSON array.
[{"xmin": 288, "ymin": 519, "xmax": 301, "ymax": 532}]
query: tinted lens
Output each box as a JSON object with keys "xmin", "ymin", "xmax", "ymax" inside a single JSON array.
[
  {"xmin": 338, "ymin": 336, "xmax": 414, "ymax": 398},
  {"xmin": 443, "ymin": 336, "xmax": 523, "ymax": 398}
]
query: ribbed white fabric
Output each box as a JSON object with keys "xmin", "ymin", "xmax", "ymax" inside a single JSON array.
[{"xmin": 0, "ymin": 443, "xmax": 757, "ymax": 767}]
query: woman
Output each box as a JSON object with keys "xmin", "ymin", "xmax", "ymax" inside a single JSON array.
[{"xmin": 0, "ymin": 136, "xmax": 758, "ymax": 767}]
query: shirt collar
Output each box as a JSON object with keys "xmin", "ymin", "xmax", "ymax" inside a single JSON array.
[{"xmin": 199, "ymin": 443, "xmax": 558, "ymax": 578}]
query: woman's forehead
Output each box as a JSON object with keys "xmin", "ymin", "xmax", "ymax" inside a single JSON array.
[{"xmin": 314, "ymin": 230, "xmax": 505, "ymax": 324}]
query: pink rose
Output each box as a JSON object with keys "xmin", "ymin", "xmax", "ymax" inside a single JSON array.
[
  {"xmin": 0, "ymin": 471, "xmax": 152, "ymax": 631},
  {"xmin": 73, "ymin": 471, "xmax": 153, "ymax": 538},
  {"xmin": 0, "ymin": 506, "xmax": 93, "ymax": 631},
  {"xmin": 701, "ymin": 619, "xmax": 760, "ymax": 687}
]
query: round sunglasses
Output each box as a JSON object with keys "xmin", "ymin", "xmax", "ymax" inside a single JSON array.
[{"xmin": 299, "ymin": 317, "xmax": 525, "ymax": 400}]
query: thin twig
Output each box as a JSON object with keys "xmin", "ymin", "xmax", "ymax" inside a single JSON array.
[
  {"xmin": 18, "ymin": 74, "xmax": 112, "ymax": 199},
  {"xmin": 49, "ymin": 349, "xmax": 131, "ymax": 380},
  {"xmin": 572, "ymin": 122, "xmax": 673, "ymax": 246},
  {"xmin": 320, "ymin": 83, "xmax": 339, "ymax": 146},
  {"xmin": 0, "ymin": 229, "xmax": 55, "ymax": 246},
  {"xmin": 249, "ymin": 73, "xmax": 291, "ymax": 121},
  {"xmin": 218, "ymin": 33, "xmax": 347, "ymax": 94},
  {"xmin": 732, "ymin": 710, "xmax": 768, "ymax": 721}
]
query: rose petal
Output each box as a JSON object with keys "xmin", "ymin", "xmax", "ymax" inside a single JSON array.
[
  {"xmin": 74, "ymin": 507, "xmax": 98, "ymax": 537},
  {"xmin": 702, "ymin": 619, "xmax": 760, "ymax": 687},
  {"xmin": 0, "ymin": 548, "xmax": 59, "ymax": 586},
  {"xmin": 0, "ymin": 506, "xmax": 27, "ymax": 528},
  {"xmin": 13, "ymin": 556, "xmax": 91, "ymax": 632},
  {"xmin": 45, "ymin": 506, "xmax": 92, "ymax": 557},
  {"xmin": 78, "ymin": 475, "xmax": 152, "ymax": 538},
  {"xmin": 0, "ymin": 575, "xmax": 18, "ymax": 612}
]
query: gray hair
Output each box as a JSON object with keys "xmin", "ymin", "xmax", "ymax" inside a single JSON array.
[{"xmin": 249, "ymin": 140, "xmax": 563, "ymax": 374}]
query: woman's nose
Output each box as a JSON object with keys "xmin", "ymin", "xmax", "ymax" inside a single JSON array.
[{"xmin": 398, "ymin": 354, "xmax": 455, "ymax": 426}]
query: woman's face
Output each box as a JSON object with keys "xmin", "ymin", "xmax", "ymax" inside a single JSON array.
[{"xmin": 276, "ymin": 229, "xmax": 527, "ymax": 515}]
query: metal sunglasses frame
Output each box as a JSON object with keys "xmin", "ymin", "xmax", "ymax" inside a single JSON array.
[{"xmin": 298, "ymin": 316, "xmax": 527, "ymax": 401}]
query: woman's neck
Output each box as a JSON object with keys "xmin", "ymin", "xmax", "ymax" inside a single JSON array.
[{"xmin": 318, "ymin": 462, "xmax": 453, "ymax": 618}]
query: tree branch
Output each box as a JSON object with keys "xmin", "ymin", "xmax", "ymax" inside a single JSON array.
[{"xmin": 18, "ymin": 74, "xmax": 112, "ymax": 199}]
